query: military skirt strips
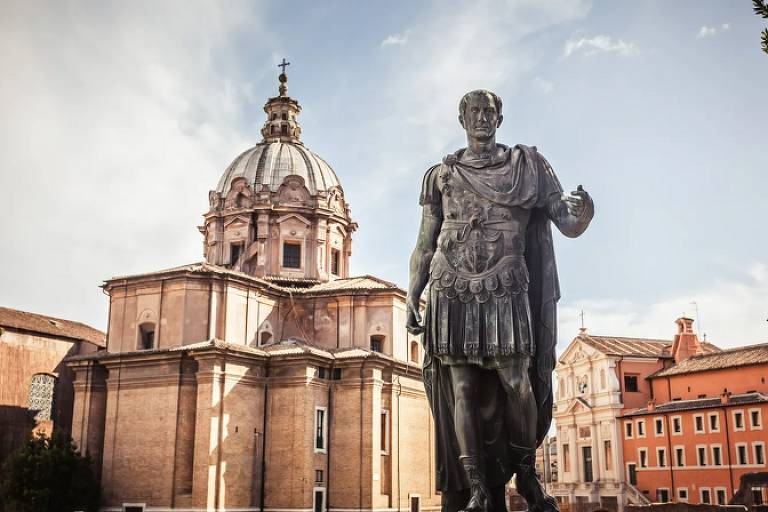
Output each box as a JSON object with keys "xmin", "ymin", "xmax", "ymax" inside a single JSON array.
[{"xmin": 424, "ymin": 253, "xmax": 535, "ymax": 367}]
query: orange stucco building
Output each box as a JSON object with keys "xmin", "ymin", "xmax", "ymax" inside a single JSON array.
[{"xmin": 621, "ymin": 318, "xmax": 768, "ymax": 506}]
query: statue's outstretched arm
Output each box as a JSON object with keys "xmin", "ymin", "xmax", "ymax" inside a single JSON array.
[{"xmin": 406, "ymin": 206, "xmax": 442, "ymax": 334}]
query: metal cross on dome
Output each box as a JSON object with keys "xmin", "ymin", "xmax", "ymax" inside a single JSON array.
[{"xmin": 278, "ymin": 58, "xmax": 290, "ymax": 74}]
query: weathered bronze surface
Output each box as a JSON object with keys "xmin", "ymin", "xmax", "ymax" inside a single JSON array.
[{"xmin": 407, "ymin": 90, "xmax": 594, "ymax": 512}]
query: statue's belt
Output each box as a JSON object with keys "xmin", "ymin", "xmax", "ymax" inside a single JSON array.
[
  {"xmin": 441, "ymin": 219, "xmax": 518, "ymax": 243},
  {"xmin": 428, "ymin": 254, "xmax": 529, "ymax": 304}
]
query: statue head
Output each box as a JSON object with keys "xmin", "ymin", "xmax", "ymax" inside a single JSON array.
[{"xmin": 458, "ymin": 90, "xmax": 503, "ymax": 140}]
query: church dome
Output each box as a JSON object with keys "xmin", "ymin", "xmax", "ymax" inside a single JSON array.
[
  {"xmin": 201, "ymin": 63, "xmax": 356, "ymax": 284},
  {"xmin": 215, "ymin": 142, "xmax": 341, "ymax": 197}
]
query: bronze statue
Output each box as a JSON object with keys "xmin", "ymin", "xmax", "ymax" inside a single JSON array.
[{"xmin": 406, "ymin": 90, "xmax": 593, "ymax": 512}]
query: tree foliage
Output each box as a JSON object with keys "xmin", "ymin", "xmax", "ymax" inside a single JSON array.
[
  {"xmin": 0, "ymin": 431, "xmax": 100, "ymax": 512},
  {"xmin": 754, "ymin": 0, "xmax": 768, "ymax": 54}
]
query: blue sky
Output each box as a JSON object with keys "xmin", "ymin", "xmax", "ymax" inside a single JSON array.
[{"xmin": 1, "ymin": 0, "xmax": 767, "ymax": 349}]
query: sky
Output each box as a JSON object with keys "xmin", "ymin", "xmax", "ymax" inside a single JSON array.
[{"xmin": 1, "ymin": 0, "xmax": 767, "ymax": 352}]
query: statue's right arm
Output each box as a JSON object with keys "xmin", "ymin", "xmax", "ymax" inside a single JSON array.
[{"xmin": 406, "ymin": 205, "xmax": 442, "ymax": 334}]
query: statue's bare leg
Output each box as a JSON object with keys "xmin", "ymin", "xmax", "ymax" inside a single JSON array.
[
  {"xmin": 496, "ymin": 357, "xmax": 536, "ymax": 449},
  {"xmin": 497, "ymin": 358, "xmax": 558, "ymax": 512},
  {"xmin": 449, "ymin": 365, "xmax": 490, "ymax": 512}
]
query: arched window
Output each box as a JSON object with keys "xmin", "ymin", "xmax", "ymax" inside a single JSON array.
[
  {"xmin": 410, "ymin": 341, "xmax": 419, "ymax": 363},
  {"xmin": 138, "ymin": 322, "xmax": 155, "ymax": 350},
  {"xmin": 28, "ymin": 373, "xmax": 57, "ymax": 421},
  {"xmin": 370, "ymin": 335, "xmax": 384, "ymax": 353},
  {"xmin": 260, "ymin": 331, "xmax": 273, "ymax": 346},
  {"xmin": 271, "ymin": 113, "xmax": 278, "ymax": 121},
  {"xmin": 281, "ymin": 124, "xmax": 288, "ymax": 135},
  {"xmin": 281, "ymin": 112, "xmax": 288, "ymax": 121}
]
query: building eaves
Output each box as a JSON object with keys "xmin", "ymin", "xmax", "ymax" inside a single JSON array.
[{"xmin": 622, "ymin": 392, "xmax": 768, "ymax": 417}]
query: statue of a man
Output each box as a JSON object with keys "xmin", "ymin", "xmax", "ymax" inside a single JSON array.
[{"xmin": 407, "ymin": 90, "xmax": 593, "ymax": 512}]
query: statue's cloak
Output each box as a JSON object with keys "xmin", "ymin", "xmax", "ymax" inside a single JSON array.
[{"xmin": 422, "ymin": 144, "xmax": 561, "ymax": 492}]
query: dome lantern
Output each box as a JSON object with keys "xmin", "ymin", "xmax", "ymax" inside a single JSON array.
[{"xmin": 260, "ymin": 61, "xmax": 302, "ymax": 144}]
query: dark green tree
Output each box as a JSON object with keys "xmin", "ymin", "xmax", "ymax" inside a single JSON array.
[
  {"xmin": 754, "ymin": 0, "xmax": 768, "ymax": 53},
  {"xmin": 0, "ymin": 431, "xmax": 100, "ymax": 512}
]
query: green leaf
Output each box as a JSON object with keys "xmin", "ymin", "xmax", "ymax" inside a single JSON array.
[
  {"xmin": 762, "ymin": 28, "xmax": 768, "ymax": 54},
  {"xmin": 754, "ymin": 0, "xmax": 768, "ymax": 18}
]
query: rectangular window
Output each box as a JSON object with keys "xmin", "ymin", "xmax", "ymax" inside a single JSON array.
[
  {"xmin": 701, "ymin": 488, "xmax": 711, "ymax": 504},
  {"xmin": 627, "ymin": 463, "xmax": 637, "ymax": 485},
  {"xmin": 709, "ymin": 412, "xmax": 720, "ymax": 432},
  {"xmin": 675, "ymin": 446, "xmax": 685, "ymax": 467},
  {"xmin": 330, "ymin": 249, "xmax": 340, "ymax": 275},
  {"xmin": 314, "ymin": 407, "xmax": 327, "ymax": 452},
  {"xmin": 677, "ymin": 488, "xmax": 688, "ymax": 502},
  {"xmin": 639, "ymin": 448, "xmax": 648, "ymax": 468},
  {"xmin": 697, "ymin": 446, "xmax": 707, "ymax": 466},
  {"xmin": 624, "ymin": 374, "xmax": 639, "ymax": 392},
  {"xmin": 754, "ymin": 443, "xmax": 765, "ymax": 465},
  {"xmin": 315, "ymin": 469, "xmax": 323, "ymax": 483},
  {"xmin": 734, "ymin": 411, "xmax": 745, "ymax": 431},
  {"xmin": 712, "ymin": 445, "xmax": 723, "ymax": 466},
  {"xmin": 657, "ymin": 447, "xmax": 666, "ymax": 468},
  {"xmin": 380, "ymin": 410, "xmax": 390, "ymax": 454},
  {"xmin": 563, "ymin": 444, "xmax": 570, "ymax": 472},
  {"xmin": 655, "ymin": 417, "xmax": 664, "ymax": 436},
  {"xmin": 583, "ymin": 446, "xmax": 593, "ymax": 482},
  {"xmin": 604, "ymin": 440, "xmax": 613, "ymax": 471},
  {"xmin": 283, "ymin": 242, "xmax": 301, "ymax": 268},
  {"xmin": 637, "ymin": 420, "xmax": 645, "ymax": 437},
  {"xmin": 672, "ymin": 416, "xmax": 682, "ymax": 435},
  {"xmin": 625, "ymin": 421, "xmax": 634, "ymax": 439},
  {"xmin": 750, "ymin": 409, "xmax": 762, "ymax": 429},
  {"xmin": 737, "ymin": 444, "xmax": 748, "ymax": 465},
  {"xmin": 229, "ymin": 242, "xmax": 243, "ymax": 265},
  {"xmin": 753, "ymin": 489, "xmax": 764, "ymax": 505},
  {"xmin": 313, "ymin": 489, "xmax": 325, "ymax": 512},
  {"xmin": 716, "ymin": 488, "xmax": 727, "ymax": 505},
  {"xmin": 657, "ymin": 489, "xmax": 669, "ymax": 503},
  {"xmin": 370, "ymin": 336, "xmax": 383, "ymax": 353},
  {"xmin": 694, "ymin": 414, "xmax": 704, "ymax": 433}
]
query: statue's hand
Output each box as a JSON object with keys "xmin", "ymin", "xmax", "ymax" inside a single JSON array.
[
  {"xmin": 563, "ymin": 185, "xmax": 593, "ymax": 218},
  {"xmin": 405, "ymin": 298, "xmax": 425, "ymax": 336}
]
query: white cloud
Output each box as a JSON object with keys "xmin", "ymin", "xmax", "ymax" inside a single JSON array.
[
  {"xmin": 381, "ymin": 30, "xmax": 410, "ymax": 47},
  {"xmin": 563, "ymin": 35, "xmax": 639, "ymax": 58},
  {"xmin": 558, "ymin": 262, "xmax": 768, "ymax": 353},
  {"xmin": 697, "ymin": 23, "xmax": 731, "ymax": 39},
  {"xmin": 0, "ymin": 0, "xmax": 274, "ymax": 328},
  {"xmin": 534, "ymin": 76, "xmax": 555, "ymax": 95}
]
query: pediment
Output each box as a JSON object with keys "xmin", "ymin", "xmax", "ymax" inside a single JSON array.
[
  {"xmin": 559, "ymin": 338, "xmax": 598, "ymax": 365},
  {"xmin": 223, "ymin": 215, "xmax": 251, "ymax": 228},
  {"xmin": 276, "ymin": 213, "xmax": 311, "ymax": 227},
  {"xmin": 565, "ymin": 397, "xmax": 593, "ymax": 414}
]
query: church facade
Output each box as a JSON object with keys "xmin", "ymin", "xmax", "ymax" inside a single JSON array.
[{"xmin": 68, "ymin": 71, "xmax": 438, "ymax": 512}]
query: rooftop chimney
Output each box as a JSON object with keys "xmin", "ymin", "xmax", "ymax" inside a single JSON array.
[
  {"xmin": 720, "ymin": 391, "xmax": 731, "ymax": 405},
  {"xmin": 647, "ymin": 400, "xmax": 656, "ymax": 412},
  {"xmin": 671, "ymin": 316, "xmax": 704, "ymax": 364}
]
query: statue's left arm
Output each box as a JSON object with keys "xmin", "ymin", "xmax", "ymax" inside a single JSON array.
[{"xmin": 538, "ymin": 154, "xmax": 594, "ymax": 237}]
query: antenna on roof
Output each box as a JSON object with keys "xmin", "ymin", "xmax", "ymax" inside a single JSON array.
[{"xmin": 689, "ymin": 300, "xmax": 702, "ymax": 337}]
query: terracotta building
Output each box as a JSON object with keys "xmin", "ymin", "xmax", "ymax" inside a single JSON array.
[
  {"xmin": 552, "ymin": 321, "xmax": 719, "ymax": 511},
  {"xmin": 0, "ymin": 306, "xmax": 104, "ymax": 465},
  {"xmin": 621, "ymin": 318, "xmax": 768, "ymax": 506},
  {"xmin": 67, "ymin": 71, "xmax": 438, "ymax": 512}
]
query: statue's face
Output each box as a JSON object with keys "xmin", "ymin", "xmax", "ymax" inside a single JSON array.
[{"xmin": 460, "ymin": 93, "xmax": 502, "ymax": 140}]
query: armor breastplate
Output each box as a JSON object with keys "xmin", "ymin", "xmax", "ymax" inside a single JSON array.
[{"xmin": 430, "ymin": 161, "xmax": 533, "ymax": 303}]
